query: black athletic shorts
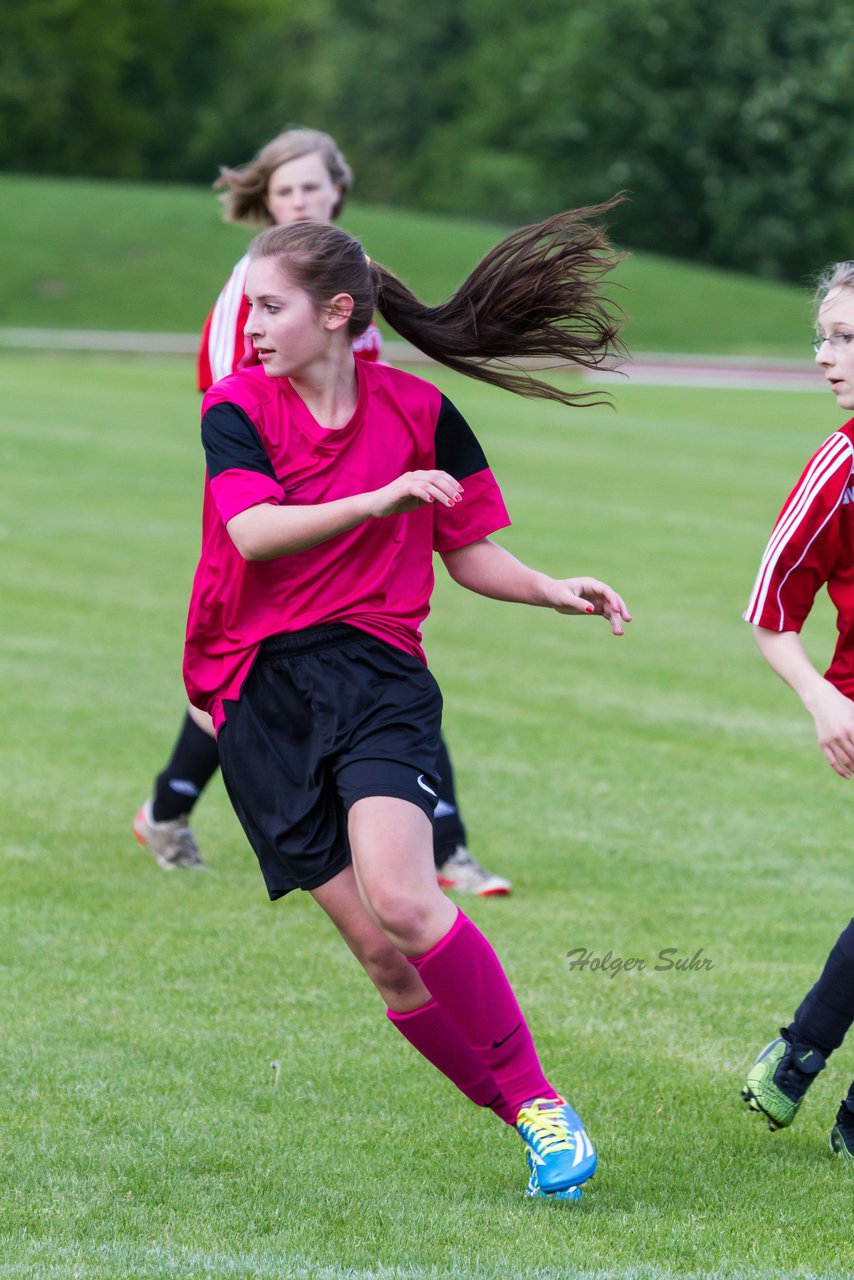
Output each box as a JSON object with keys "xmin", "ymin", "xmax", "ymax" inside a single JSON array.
[{"xmin": 216, "ymin": 624, "xmax": 444, "ymax": 900}]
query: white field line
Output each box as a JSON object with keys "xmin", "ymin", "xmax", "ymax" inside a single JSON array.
[{"xmin": 0, "ymin": 1245, "xmax": 833, "ymax": 1280}]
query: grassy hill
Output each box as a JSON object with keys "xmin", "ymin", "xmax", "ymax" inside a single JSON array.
[{"xmin": 0, "ymin": 173, "xmax": 816, "ymax": 358}]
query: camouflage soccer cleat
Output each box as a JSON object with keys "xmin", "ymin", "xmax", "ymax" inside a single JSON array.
[
  {"xmin": 435, "ymin": 845, "xmax": 511, "ymax": 897},
  {"xmin": 133, "ymin": 801, "xmax": 207, "ymax": 871},
  {"xmin": 741, "ymin": 1035, "xmax": 825, "ymax": 1131}
]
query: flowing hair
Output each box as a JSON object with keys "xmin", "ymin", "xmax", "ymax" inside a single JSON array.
[
  {"xmin": 249, "ymin": 199, "xmax": 627, "ymax": 408},
  {"xmin": 214, "ymin": 127, "xmax": 353, "ymax": 225}
]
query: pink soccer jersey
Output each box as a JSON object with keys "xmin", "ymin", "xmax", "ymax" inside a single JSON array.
[
  {"xmin": 744, "ymin": 420, "xmax": 854, "ymax": 695},
  {"xmin": 184, "ymin": 361, "xmax": 511, "ymax": 731},
  {"xmin": 196, "ymin": 254, "xmax": 383, "ymax": 391}
]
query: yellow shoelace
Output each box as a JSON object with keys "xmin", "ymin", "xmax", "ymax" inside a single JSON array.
[{"xmin": 518, "ymin": 1101, "xmax": 575, "ymax": 1153}]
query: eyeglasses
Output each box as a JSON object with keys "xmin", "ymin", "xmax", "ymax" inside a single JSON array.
[{"xmin": 812, "ymin": 333, "xmax": 854, "ymax": 353}]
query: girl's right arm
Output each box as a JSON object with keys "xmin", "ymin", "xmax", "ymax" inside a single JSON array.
[
  {"xmin": 226, "ymin": 470, "xmax": 462, "ymax": 560},
  {"xmin": 753, "ymin": 626, "xmax": 854, "ymax": 778}
]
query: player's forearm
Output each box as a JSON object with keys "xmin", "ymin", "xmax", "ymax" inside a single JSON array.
[
  {"xmin": 442, "ymin": 538, "xmax": 554, "ymax": 604},
  {"xmin": 227, "ymin": 496, "xmax": 374, "ymax": 560},
  {"xmin": 753, "ymin": 626, "xmax": 829, "ymax": 711}
]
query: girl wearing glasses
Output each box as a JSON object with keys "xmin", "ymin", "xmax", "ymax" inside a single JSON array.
[{"xmin": 741, "ymin": 261, "xmax": 854, "ymax": 1164}]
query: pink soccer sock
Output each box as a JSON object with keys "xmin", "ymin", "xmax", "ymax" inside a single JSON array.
[
  {"xmin": 409, "ymin": 910, "xmax": 560, "ymax": 1116},
  {"xmin": 387, "ymin": 999, "xmax": 516, "ymax": 1124}
]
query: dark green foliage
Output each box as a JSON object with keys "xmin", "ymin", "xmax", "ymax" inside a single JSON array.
[
  {"xmin": 2, "ymin": 0, "xmax": 854, "ymax": 279},
  {"xmin": 0, "ymin": 0, "xmax": 291, "ymax": 180}
]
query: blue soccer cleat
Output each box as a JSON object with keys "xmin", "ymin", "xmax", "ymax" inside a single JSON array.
[
  {"xmin": 516, "ymin": 1096, "xmax": 597, "ymax": 1195},
  {"xmin": 524, "ymin": 1151, "xmax": 584, "ymax": 1201}
]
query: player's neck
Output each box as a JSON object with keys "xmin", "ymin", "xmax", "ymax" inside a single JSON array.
[{"xmin": 289, "ymin": 352, "xmax": 359, "ymax": 430}]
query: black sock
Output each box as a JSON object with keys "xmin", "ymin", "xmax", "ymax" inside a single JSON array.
[
  {"xmin": 786, "ymin": 918, "xmax": 854, "ymax": 1058},
  {"xmin": 433, "ymin": 733, "xmax": 467, "ymax": 868},
  {"xmin": 151, "ymin": 711, "xmax": 220, "ymax": 822}
]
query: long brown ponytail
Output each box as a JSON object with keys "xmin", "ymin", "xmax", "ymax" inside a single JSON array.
[
  {"xmin": 373, "ymin": 201, "xmax": 626, "ymax": 406},
  {"xmin": 249, "ymin": 199, "xmax": 626, "ymax": 407}
]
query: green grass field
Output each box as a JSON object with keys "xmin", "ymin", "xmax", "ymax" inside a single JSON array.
[
  {"xmin": 1, "ymin": 346, "xmax": 852, "ymax": 1279},
  {"xmin": 0, "ymin": 174, "xmax": 818, "ymax": 357}
]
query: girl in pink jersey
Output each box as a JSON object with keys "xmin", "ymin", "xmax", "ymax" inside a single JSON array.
[
  {"xmin": 184, "ymin": 212, "xmax": 631, "ymax": 1198},
  {"xmin": 136, "ymin": 127, "xmax": 508, "ymax": 893},
  {"xmin": 741, "ymin": 262, "xmax": 854, "ymax": 1164}
]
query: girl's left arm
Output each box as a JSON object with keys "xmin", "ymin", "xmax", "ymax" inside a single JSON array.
[{"xmin": 441, "ymin": 537, "xmax": 631, "ymax": 636}]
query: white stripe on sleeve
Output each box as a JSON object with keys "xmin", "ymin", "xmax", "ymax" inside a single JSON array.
[
  {"xmin": 745, "ymin": 432, "xmax": 853, "ymax": 627},
  {"xmin": 207, "ymin": 255, "xmax": 250, "ymax": 384}
]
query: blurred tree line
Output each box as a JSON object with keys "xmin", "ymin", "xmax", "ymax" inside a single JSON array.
[{"xmin": 3, "ymin": 0, "xmax": 854, "ymax": 280}]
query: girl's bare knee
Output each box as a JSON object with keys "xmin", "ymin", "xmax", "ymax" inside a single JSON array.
[{"xmin": 350, "ymin": 937, "xmax": 422, "ymax": 1003}]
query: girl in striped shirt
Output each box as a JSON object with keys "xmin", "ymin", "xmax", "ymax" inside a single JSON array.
[{"xmin": 742, "ymin": 261, "xmax": 854, "ymax": 1165}]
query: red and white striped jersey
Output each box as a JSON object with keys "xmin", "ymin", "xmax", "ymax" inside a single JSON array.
[
  {"xmin": 744, "ymin": 420, "xmax": 854, "ymax": 694},
  {"xmin": 196, "ymin": 252, "xmax": 383, "ymax": 392}
]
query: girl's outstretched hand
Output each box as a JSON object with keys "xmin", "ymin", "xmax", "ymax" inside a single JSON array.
[
  {"xmin": 549, "ymin": 577, "xmax": 632, "ymax": 636},
  {"xmin": 368, "ymin": 470, "xmax": 462, "ymax": 518}
]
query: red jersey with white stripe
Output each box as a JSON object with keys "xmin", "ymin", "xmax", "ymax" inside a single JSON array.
[
  {"xmin": 196, "ymin": 253, "xmax": 383, "ymax": 390},
  {"xmin": 184, "ymin": 361, "xmax": 511, "ymax": 731},
  {"xmin": 744, "ymin": 420, "xmax": 854, "ymax": 695}
]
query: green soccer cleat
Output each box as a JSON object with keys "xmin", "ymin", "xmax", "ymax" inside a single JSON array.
[
  {"xmin": 830, "ymin": 1103, "xmax": 854, "ymax": 1163},
  {"xmin": 741, "ymin": 1035, "xmax": 824, "ymax": 1131}
]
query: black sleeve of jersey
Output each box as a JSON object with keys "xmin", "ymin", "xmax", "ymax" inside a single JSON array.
[
  {"xmin": 434, "ymin": 395, "xmax": 490, "ymax": 480},
  {"xmin": 201, "ymin": 403, "xmax": 277, "ymax": 481}
]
